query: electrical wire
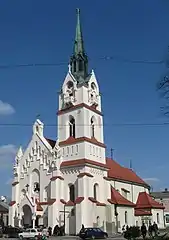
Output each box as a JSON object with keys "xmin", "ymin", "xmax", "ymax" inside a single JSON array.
[
  {"xmin": 0, "ymin": 56, "xmax": 164, "ymax": 70},
  {"xmin": 0, "ymin": 122, "xmax": 168, "ymax": 127}
]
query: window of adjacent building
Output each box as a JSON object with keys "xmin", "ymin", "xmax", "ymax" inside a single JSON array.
[
  {"xmin": 165, "ymin": 214, "xmax": 169, "ymax": 223},
  {"xmin": 121, "ymin": 189, "xmax": 128, "ymax": 199},
  {"xmin": 157, "ymin": 213, "xmax": 160, "ymax": 224},
  {"xmin": 125, "ymin": 211, "xmax": 128, "ymax": 224}
]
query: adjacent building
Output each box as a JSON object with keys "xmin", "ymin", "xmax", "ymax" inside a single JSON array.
[
  {"xmin": 9, "ymin": 9, "xmax": 165, "ymax": 234},
  {"xmin": 151, "ymin": 189, "xmax": 169, "ymax": 227}
]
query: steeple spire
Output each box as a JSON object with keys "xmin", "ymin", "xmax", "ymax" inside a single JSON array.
[
  {"xmin": 74, "ymin": 8, "xmax": 84, "ymax": 55},
  {"xmin": 70, "ymin": 9, "xmax": 88, "ymax": 84}
]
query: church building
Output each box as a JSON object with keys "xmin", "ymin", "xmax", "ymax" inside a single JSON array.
[{"xmin": 9, "ymin": 9, "xmax": 165, "ymax": 235}]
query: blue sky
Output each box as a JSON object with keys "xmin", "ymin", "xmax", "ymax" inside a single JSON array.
[{"xmin": 0, "ymin": 0, "xmax": 169, "ymax": 196}]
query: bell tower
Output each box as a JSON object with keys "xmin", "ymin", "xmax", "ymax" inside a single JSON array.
[{"xmin": 57, "ymin": 9, "xmax": 106, "ymax": 165}]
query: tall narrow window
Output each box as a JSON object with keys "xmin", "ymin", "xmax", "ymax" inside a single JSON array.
[
  {"xmin": 79, "ymin": 60, "xmax": 83, "ymax": 71},
  {"xmin": 69, "ymin": 184, "xmax": 75, "ymax": 202},
  {"xmin": 74, "ymin": 61, "xmax": 76, "ymax": 72},
  {"xmin": 125, "ymin": 211, "xmax": 128, "ymax": 224},
  {"xmin": 69, "ymin": 116, "xmax": 75, "ymax": 138},
  {"xmin": 91, "ymin": 117, "xmax": 95, "ymax": 138},
  {"xmin": 93, "ymin": 183, "xmax": 99, "ymax": 200}
]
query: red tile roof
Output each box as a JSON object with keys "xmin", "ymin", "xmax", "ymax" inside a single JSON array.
[
  {"xmin": 88, "ymin": 197, "xmax": 106, "ymax": 206},
  {"xmin": 75, "ymin": 197, "xmax": 84, "ymax": 204},
  {"xmin": 36, "ymin": 203, "xmax": 43, "ymax": 211},
  {"xmin": 77, "ymin": 172, "xmax": 94, "ymax": 178},
  {"xmin": 59, "ymin": 136, "xmax": 106, "ymax": 148},
  {"xmin": 9, "ymin": 201, "xmax": 16, "ymax": 206},
  {"xmin": 136, "ymin": 192, "xmax": 165, "ymax": 209},
  {"xmin": 108, "ymin": 187, "xmax": 135, "ymax": 207},
  {"xmin": 135, "ymin": 209, "xmax": 152, "ymax": 216},
  {"xmin": 60, "ymin": 158, "xmax": 108, "ymax": 169},
  {"xmin": 50, "ymin": 176, "xmax": 64, "ymax": 181},
  {"xmin": 66, "ymin": 200, "xmax": 75, "ymax": 206},
  {"xmin": 106, "ymin": 158, "xmax": 149, "ymax": 187}
]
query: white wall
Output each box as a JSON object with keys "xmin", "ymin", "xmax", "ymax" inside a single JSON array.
[
  {"xmin": 60, "ymin": 141, "xmax": 106, "ymax": 164},
  {"xmin": 117, "ymin": 206, "xmax": 135, "ymax": 231},
  {"xmin": 152, "ymin": 209, "xmax": 165, "ymax": 229},
  {"xmin": 58, "ymin": 107, "xmax": 104, "ymax": 143}
]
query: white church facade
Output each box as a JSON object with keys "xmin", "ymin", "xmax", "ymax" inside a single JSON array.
[{"xmin": 9, "ymin": 9, "xmax": 165, "ymax": 235}]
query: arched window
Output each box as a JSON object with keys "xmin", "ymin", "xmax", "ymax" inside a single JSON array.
[
  {"xmin": 125, "ymin": 211, "xmax": 128, "ymax": 224},
  {"xmin": 69, "ymin": 116, "xmax": 75, "ymax": 138},
  {"xmin": 93, "ymin": 183, "xmax": 99, "ymax": 200},
  {"xmin": 91, "ymin": 116, "xmax": 95, "ymax": 138},
  {"xmin": 69, "ymin": 184, "xmax": 75, "ymax": 202},
  {"xmin": 91, "ymin": 82, "xmax": 96, "ymax": 90},
  {"xmin": 157, "ymin": 213, "xmax": 160, "ymax": 224}
]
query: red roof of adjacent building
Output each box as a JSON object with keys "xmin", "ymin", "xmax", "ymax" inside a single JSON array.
[
  {"xmin": 135, "ymin": 209, "xmax": 152, "ymax": 216},
  {"xmin": 106, "ymin": 158, "xmax": 149, "ymax": 187},
  {"xmin": 108, "ymin": 187, "xmax": 135, "ymax": 207},
  {"xmin": 135, "ymin": 192, "xmax": 165, "ymax": 209}
]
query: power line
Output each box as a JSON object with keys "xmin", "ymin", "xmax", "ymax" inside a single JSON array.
[
  {"xmin": 0, "ymin": 56, "xmax": 164, "ymax": 70},
  {"xmin": 0, "ymin": 122, "xmax": 169, "ymax": 127}
]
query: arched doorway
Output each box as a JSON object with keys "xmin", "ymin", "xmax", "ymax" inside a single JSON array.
[{"xmin": 22, "ymin": 205, "xmax": 32, "ymax": 228}]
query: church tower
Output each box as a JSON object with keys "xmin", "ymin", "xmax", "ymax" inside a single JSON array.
[{"xmin": 57, "ymin": 9, "xmax": 106, "ymax": 164}]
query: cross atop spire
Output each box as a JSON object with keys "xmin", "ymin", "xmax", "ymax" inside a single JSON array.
[{"xmin": 70, "ymin": 9, "xmax": 88, "ymax": 84}]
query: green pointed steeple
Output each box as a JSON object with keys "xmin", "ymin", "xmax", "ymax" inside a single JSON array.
[
  {"xmin": 70, "ymin": 8, "xmax": 88, "ymax": 83},
  {"xmin": 74, "ymin": 8, "xmax": 84, "ymax": 55}
]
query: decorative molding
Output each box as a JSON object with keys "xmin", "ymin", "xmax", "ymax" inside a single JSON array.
[
  {"xmin": 57, "ymin": 103, "xmax": 103, "ymax": 116},
  {"xmin": 59, "ymin": 136, "xmax": 106, "ymax": 148}
]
